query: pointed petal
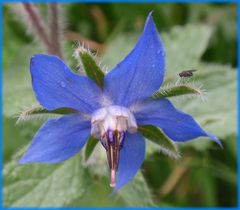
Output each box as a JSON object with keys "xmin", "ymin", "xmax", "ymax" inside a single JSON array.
[
  {"xmin": 19, "ymin": 114, "xmax": 91, "ymax": 163},
  {"xmin": 104, "ymin": 13, "xmax": 165, "ymax": 107},
  {"xmin": 31, "ymin": 54, "xmax": 102, "ymax": 114},
  {"xmin": 134, "ymin": 99, "xmax": 222, "ymax": 147},
  {"xmin": 114, "ymin": 132, "xmax": 146, "ymax": 192}
]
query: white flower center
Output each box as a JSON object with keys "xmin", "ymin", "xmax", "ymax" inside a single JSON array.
[{"xmin": 91, "ymin": 105, "xmax": 138, "ymax": 138}]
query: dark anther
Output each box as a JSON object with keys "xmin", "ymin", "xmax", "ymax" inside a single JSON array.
[{"xmin": 100, "ymin": 129, "xmax": 125, "ymax": 187}]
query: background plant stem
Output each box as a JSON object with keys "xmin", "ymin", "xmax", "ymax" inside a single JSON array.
[
  {"xmin": 22, "ymin": 3, "xmax": 52, "ymax": 54},
  {"xmin": 48, "ymin": 3, "xmax": 63, "ymax": 58}
]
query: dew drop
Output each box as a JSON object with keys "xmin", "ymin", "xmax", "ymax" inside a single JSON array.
[
  {"xmin": 60, "ymin": 81, "xmax": 66, "ymax": 87},
  {"xmin": 157, "ymin": 50, "xmax": 161, "ymax": 54},
  {"xmin": 152, "ymin": 64, "xmax": 156, "ymax": 68}
]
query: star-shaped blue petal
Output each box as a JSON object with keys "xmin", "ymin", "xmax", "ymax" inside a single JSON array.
[
  {"xmin": 20, "ymin": 12, "xmax": 221, "ymax": 193},
  {"xmin": 104, "ymin": 12, "xmax": 165, "ymax": 106}
]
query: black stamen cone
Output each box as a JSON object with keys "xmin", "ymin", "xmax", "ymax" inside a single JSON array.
[{"xmin": 101, "ymin": 130, "xmax": 125, "ymax": 187}]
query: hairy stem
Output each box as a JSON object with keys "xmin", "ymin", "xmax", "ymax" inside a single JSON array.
[
  {"xmin": 152, "ymin": 84, "xmax": 203, "ymax": 99},
  {"xmin": 48, "ymin": 3, "xmax": 63, "ymax": 58},
  {"xmin": 22, "ymin": 3, "xmax": 52, "ymax": 53}
]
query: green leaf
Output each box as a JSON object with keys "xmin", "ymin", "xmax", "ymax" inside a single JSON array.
[
  {"xmin": 84, "ymin": 136, "xmax": 99, "ymax": 161},
  {"xmin": 3, "ymin": 43, "xmax": 44, "ymax": 117},
  {"xmin": 152, "ymin": 83, "xmax": 203, "ymax": 99},
  {"xmin": 139, "ymin": 125, "xmax": 180, "ymax": 159},
  {"xmin": 17, "ymin": 106, "xmax": 77, "ymax": 123},
  {"xmin": 3, "ymin": 117, "xmax": 41, "ymax": 163},
  {"xmin": 116, "ymin": 172, "xmax": 156, "ymax": 207},
  {"xmin": 207, "ymin": 160, "xmax": 237, "ymax": 186},
  {"xmin": 4, "ymin": 147, "xmax": 89, "ymax": 207},
  {"xmin": 75, "ymin": 47, "xmax": 105, "ymax": 88},
  {"xmin": 102, "ymin": 32, "xmax": 139, "ymax": 70},
  {"xmin": 162, "ymin": 24, "xmax": 213, "ymax": 74},
  {"xmin": 192, "ymin": 166, "xmax": 217, "ymax": 206}
]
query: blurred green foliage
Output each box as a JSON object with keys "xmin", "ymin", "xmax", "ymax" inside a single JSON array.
[{"xmin": 3, "ymin": 2, "xmax": 237, "ymax": 207}]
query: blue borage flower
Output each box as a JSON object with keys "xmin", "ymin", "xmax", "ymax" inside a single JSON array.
[{"xmin": 20, "ymin": 13, "xmax": 222, "ymax": 192}]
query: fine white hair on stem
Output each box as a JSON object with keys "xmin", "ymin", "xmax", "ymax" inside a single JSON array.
[
  {"xmin": 73, "ymin": 42, "xmax": 92, "ymax": 74},
  {"xmin": 15, "ymin": 106, "xmax": 60, "ymax": 124},
  {"xmin": 161, "ymin": 79, "xmax": 207, "ymax": 102},
  {"xmin": 157, "ymin": 145, "xmax": 182, "ymax": 160},
  {"xmin": 147, "ymin": 140, "xmax": 182, "ymax": 160}
]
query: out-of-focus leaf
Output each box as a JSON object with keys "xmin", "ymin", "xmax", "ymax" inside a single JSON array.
[
  {"xmin": 116, "ymin": 172, "xmax": 155, "ymax": 207},
  {"xmin": 187, "ymin": 4, "xmax": 237, "ymax": 66},
  {"xmin": 66, "ymin": 175, "xmax": 126, "ymax": 207},
  {"xmin": 4, "ymin": 147, "xmax": 89, "ymax": 207},
  {"xmin": 192, "ymin": 166, "xmax": 217, "ymax": 206},
  {"xmin": 162, "ymin": 24, "xmax": 212, "ymax": 73},
  {"xmin": 225, "ymin": 134, "xmax": 237, "ymax": 159},
  {"xmin": 139, "ymin": 125, "xmax": 180, "ymax": 159},
  {"xmin": 3, "ymin": 117, "xmax": 41, "ymax": 163},
  {"xmin": 102, "ymin": 33, "xmax": 138, "ymax": 71},
  {"xmin": 207, "ymin": 161, "xmax": 237, "ymax": 186},
  {"xmin": 84, "ymin": 136, "xmax": 99, "ymax": 161},
  {"xmin": 3, "ymin": 43, "xmax": 42, "ymax": 117}
]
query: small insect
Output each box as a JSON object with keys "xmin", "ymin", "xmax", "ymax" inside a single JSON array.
[{"xmin": 179, "ymin": 69, "xmax": 197, "ymax": 77}]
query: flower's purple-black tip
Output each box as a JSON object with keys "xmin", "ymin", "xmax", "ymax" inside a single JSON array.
[{"xmin": 206, "ymin": 132, "xmax": 223, "ymax": 149}]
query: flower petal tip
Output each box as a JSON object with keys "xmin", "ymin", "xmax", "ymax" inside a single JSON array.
[
  {"xmin": 144, "ymin": 11, "xmax": 155, "ymax": 30},
  {"xmin": 207, "ymin": 132, "xmax": 223, "ymax": 149},
  {"xmin": 147, "ymin": 11, "xmax": 154, "ymax": 18}
]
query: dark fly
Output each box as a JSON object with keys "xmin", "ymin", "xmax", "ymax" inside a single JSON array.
[{"xmin": 179, "ymin": 69, "xmax": 197, "ymax": 77}]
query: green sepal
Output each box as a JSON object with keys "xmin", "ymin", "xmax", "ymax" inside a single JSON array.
[
  {"xmin": 84, "ymin": 136, "xmax": 99, "ymax": 161},
  {"xmin": 78, "ymin": 51, "xmax": 105, "ymax": 89},
  {"xmin": 17, "ymin": 106, "xmax": 77, "ymax": 123},
  {"xmin": 138, "ymin": 125, "xmax": 180, "ymax": 159},
  {"xmin": 152, "ymin": 84, "xmax": 202, "ymax": 99}
]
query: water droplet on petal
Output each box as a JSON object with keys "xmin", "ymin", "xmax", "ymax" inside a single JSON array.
[
  {"xmin": 60, "ymin": 81, "xmax": 66, "ymax": 87},
  {"xmin": 152, "ymin": 64, "xmax": 156, "ymax": 68}
]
